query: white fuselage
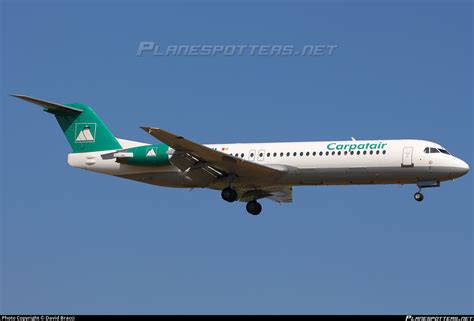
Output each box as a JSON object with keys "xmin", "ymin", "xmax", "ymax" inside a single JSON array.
[{"xmin": 67, "ymin": 138, "xmax": 469, "ymax": 190}]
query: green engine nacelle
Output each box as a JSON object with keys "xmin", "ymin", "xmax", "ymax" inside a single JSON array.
[{"xmin": 116, "ymin": 144, "xmax": 170, "ymax": 166}]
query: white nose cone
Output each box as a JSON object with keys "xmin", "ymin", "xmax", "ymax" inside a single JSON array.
[{"xmin": 455, "ymin": 158, "xmax": 469, "ymax": 177}]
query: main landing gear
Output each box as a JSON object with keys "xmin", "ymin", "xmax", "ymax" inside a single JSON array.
[
  {"xmin": 246, "ymin": 200, "xmax": 262, "ymax": 215},
  {"xmin": 221, "ymin": 187, "xmax": 263, "ymax": 215},
  {"xmin": 221, "ymin": 187, "xmax": 237, "ymax": 202}
]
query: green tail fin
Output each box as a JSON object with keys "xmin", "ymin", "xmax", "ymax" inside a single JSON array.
[
  {"xmin": 51, "ymin": 103, "xmax": 122, "ymax": 153},
  {"xmin": 13, "ymin": 95, "xmax": 122, "ymax": 153}
]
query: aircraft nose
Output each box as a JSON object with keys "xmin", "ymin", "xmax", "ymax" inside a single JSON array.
[{"xmin": 455, "ymin": 158, "xmax": 469, "ymax": 177}]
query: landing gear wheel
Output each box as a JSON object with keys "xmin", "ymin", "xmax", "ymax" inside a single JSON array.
[
  {"xmin": 221, "ymin": 187, "xmax": 238, "ymax": 202},
  {"xmin": 246, "ymin": 200, "xmax": 262, "ymax": 215},
  {"xmin": 414, "ymin": 192, "xmax": 424, "ymax": 202}
]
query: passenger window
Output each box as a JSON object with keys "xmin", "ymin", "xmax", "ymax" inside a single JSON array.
[
  {"xmin": 287, "ymin": 152, "xmax": 290, "ymax": 157},
  {"xmin": 350, "ymin": 151, "xmax": 354, "ymax": 155},
  {"xmin": 250, "ymin": 153, "xmax": 254, "ymax": 157},
  {"xmin": 363, "ymin": 151, "xmax": 367, "ymax": 155},
  {"xmin": 241, "ymin": 153, "xmax": 244, "ymax": 158},
  {"xmin": 369, "ymin": 150, "xmax": 373, "ymax": 155},
  {"xmin": 312, "ymin": 152, "xmax": 316, "ymax": 156},
  {"xmin": 376, "ymin": 150, "xmax": 379, "ymax": 155},
  {"xmin": 326, "ymin": 151, "xmax": 329, "ymax": 156},
  {"xmin": 293, "ymin": 152, "xmax": 297, "ymax": 156},
  {"xmin": 266, "ymin": 152, "xmax": 270, "ymax": 157},
  {"xmin": 382, "ymin": 150, "xmax": 386, "ymax": 155},
  {"xmin": 280, "ymin": 152, "xmax": 284, "ymax": 157},
  {"xmin": 344, "ymin": 151, "xmax": 348, "ymax": 155},
  {"xmin": 273, "ymin": 152, "xmax": 277, "ymax": 157},
  {"xmin": 356, "ymin": 151, "xmax": 360, "ymax": 155},
  {"xmin": 337, "ymin": 151, "xmax": 341, "ymax": 155},
  {"xmin": 331, "ymin": 151, "xmax": 335, "ymax": 155},
  {"xmin": 319, "ymin": 151, "xmax": 323, "ymax": 156}
]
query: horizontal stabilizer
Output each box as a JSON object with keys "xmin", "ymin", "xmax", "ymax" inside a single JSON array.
[{"xmin": 11, "ymin": 94, "xmax": 83, "ymax": 114}]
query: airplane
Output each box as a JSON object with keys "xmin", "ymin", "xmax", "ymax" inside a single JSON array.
[{"xmin": 12, "ymin": 94, "xmax": 470, "ymax": 215}]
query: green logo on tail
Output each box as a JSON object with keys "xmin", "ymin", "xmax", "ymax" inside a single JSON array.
[{"xmin": 75, "ymin": 123, "xmax": 97, "ymax": 143}]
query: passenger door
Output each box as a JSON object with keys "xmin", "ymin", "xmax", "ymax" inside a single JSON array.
[{"xmin": 402, "ymin": 147, "xmax": 414, "ymax": 167}]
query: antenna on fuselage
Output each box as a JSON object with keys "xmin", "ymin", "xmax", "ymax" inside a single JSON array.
[{"xmin": 351, "ymin": 137, "xmax": 356, "ymax": 141}]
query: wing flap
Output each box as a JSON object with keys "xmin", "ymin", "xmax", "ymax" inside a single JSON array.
[
  {"xmin": 185, "ymin": 167, "xmax": 221, "ymax": 186},
  {"xmin": 169, "ymin": 152, "xmax": 199, "ymax": 172}
]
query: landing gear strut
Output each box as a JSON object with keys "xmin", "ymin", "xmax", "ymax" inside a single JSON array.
[
  {"xmin": 246, "ymin": 200, "xmax": 262, "ymax": 215},
  {"xmin": 414, "ymin": 191, "xmax": 424, "ymax": 202},
  {"xmin": 221, "ymin": 187, "xmax": 238, "ymax": 202},
  {"xmin": 413, "ymin": 181, "xmax": 439, "ymax": 202}
]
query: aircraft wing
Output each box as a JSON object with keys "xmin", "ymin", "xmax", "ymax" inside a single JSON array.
[{"xmin": 141, "ymin": 126, "xmax": 282, "ymax": 186}]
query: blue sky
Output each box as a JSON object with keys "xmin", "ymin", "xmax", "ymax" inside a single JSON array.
[{"xmin": 1, "ymin": 0, "xmax": 472, "ymax": 314}]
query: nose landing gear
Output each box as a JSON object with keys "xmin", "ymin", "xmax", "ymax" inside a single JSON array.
[
  {"xmin": 413, "ymin": 180, "xmax": 440, "ymax": 202},
  {"xmin": 414, "ymin": 192, "xmax": 424, "ymax": 202}
]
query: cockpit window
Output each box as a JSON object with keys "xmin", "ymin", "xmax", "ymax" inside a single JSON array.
[{"xmin": 424, "ymin": 147, "xmax": 450, "ymax": 155}]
